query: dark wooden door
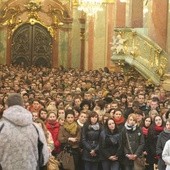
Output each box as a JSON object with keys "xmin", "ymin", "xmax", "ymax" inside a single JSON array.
[{"xmin": 11, "ymin": 23, "xmax": 52, "ymax": 67}]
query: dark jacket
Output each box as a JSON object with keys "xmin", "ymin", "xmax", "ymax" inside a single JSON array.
[
  {"xmin": 147, "ymin": 125, "xmax": 163, "ymax": 164},
  {"xmin": 119, "ymin": 124, "xmax": 144, "ymax": 166},
  {"xmin": 81, "ymin": 122, "xmax": 101, "ymax": 162},
  {"xmin": 99, "ymin": 129, "xmax": 120, "ymax": 160}
]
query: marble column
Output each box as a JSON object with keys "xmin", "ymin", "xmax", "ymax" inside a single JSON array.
[
  {"xmin": 115, "ymin": 0, "xmax": 126, "ymax": 27},
  {"xmin": 125, "ymin": 0, "xmax": 143, "ymax": 28},
  {"xmin": 148, "ymin": 0, "xmax": 168, "ymax": 50},
  {"xmin": 79, "ymin": 14, "xmax": 86, "ymax": 70}
]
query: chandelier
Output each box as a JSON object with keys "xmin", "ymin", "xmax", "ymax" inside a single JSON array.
[{"xmin": 78, "ymin": 0, "xmax": 103, "ymax": 16}]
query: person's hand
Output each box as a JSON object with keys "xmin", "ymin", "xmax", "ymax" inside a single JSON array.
[
  {"xmin": 90, "ymin": 150, "xmax": 96, "ymax": 157},
  {"xmin": 109, "ymin": 155, "xmax": 118, "ymax": 161},
  {"xmin": 126, "ymin": 154, "xmax": 136, "ymax": 160},
  {"xmin": 143, "ymin": 151, "xmax": 147, "ymax": 155},
  {"xmin": 68, "ymin": 137, "xmax": 78, "ymax": 142}
]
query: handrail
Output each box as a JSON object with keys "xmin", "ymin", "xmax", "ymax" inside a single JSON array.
[{"xmin": 111, "ymin": 28, "xmax": 168, "ymax": 85}]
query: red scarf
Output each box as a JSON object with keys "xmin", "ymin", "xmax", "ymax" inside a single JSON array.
[
  {"xmin": 142, "ymin": 127, "xmax": 149, "ymax": 136},
  {"xmin": 114, "ymin": 116, "xmax": 125, "ymax": 125},
  {"xmin": 154, "ymin": 125, "xmax": 164, "ymax": 132}
]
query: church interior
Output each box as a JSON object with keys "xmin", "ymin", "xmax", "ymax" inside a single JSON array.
[{"xmin": 0, "ymin": 0, "xmax": 170, "ymax": 88}]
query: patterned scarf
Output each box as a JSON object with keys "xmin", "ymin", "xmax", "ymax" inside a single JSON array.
[
  {"xmin": 64, "ymin": 121, "xmax": 78, "ymax": 135},
  {"xmin": 88, "ymin": 123, "xmax": 100, "ymax": 130},
  {"xmin": 125, "ymin": 122, "xmax": 137, "ymax": 131}
]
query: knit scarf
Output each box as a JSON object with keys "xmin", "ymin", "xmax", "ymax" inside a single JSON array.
[
  {"xmin": 114, "ymin": 116, "xmax": 125, "ymax": 125},
  {"xmin": 142, "ymin": 127, "xmax": 149, "ymax": 136},
  {"xmin": 154, "ymin": 125, "xmax": 164, "ymax": 132},
  {"xmin": 64, "ymin": 121, "xmax": 78, "ymax": 135},
  {"xmin": 164, "ymin": 128, "xmax": 170, "ymax": 133},
  {"xmin": 125, "ymin": 122, "xmax": 137, "ymax": 131},
  {"xmin": 89, "ymin": 122, "xmax": 100, "ymax": 130}
]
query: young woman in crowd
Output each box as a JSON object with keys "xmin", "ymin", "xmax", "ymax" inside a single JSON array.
[
  {"xmin": 119, "ymin": 113, "xmax": 145, "ymax": 170},
  {"xmin": 58, "ymin": 109, "xmax": 81, "ymax": 170},
  {"xmin": 46, "ymin": 112, "xmax": 61, "ymax": 157},
  {"xmin": 156, "ymin": 119, "xmax": 170, "ymax": 170},
  {"xmin": 34, "ymin": 118, "xmax": 54, "ymax": 170},
  {"xmin": 81, "ymin": 111, "xmax": 101, "ymax": 170},
  {"xmin": 99, "ymin": 118, "xmax": 121, "ymax": 170},
  {"xmin": 147, "ymin": 115, "xmax": 164, "ymax": 170},
  {"xmin": 35, "ymin": 118, "xmax": 54, "ymax": 153},
  {"xmin": 148, "ymin": 109, "xmax": 159, "ymax": 121},
  {"xmin": 112, "ymin": 109, "xmax": 125, "ymax": 132},
  {"xmin": 141, "ymin": 116, "xmax": 152, "ymax": 169},
  {"xmin": 39, "ymin": 108, "xmax": 48, "ymax": 122}
]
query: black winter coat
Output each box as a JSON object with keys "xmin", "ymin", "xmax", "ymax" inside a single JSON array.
[
  {"xmin": 119, "ymin": 125, "xmax": 144, "ymax": 166},
  {"xmin": 99, "ymin": 129, "xmax": 120, "ymax": 161},
  {"xmin": 81, "ymin": 122, "xmax": 101, "ymax": 162}
]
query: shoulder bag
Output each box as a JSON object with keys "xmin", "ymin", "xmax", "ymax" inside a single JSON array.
[{"xmin": 126, "ymin": 132, "xmax": 145, "ymax": 170}]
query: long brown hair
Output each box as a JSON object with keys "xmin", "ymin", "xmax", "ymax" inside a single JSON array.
[{"xmin": 34, "ymin": 118, "xmax": 48, "ymax": 140}]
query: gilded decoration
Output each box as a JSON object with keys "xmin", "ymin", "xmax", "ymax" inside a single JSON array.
[
  {"xmin": 111, "ymin": 28, "xmax": 168, "ymax": 84},
  {"xmin": 0, "ymin": 0, "xmax": 73, "ymax": 39}
]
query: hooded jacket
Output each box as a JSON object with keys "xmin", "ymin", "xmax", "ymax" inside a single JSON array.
[{"xmin": 0, "ymin": 105, "xmax": 49, "ymax": 170}]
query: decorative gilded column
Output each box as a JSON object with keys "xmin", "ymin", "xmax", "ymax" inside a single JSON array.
[{"xmin": 79, "ymin": 13, "xmax": 86, "ymax": 70}]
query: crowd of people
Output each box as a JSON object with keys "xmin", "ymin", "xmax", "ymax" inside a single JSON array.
[{"xmin": 1, "ymin": 64, "xmax": 170, "ymax": 170}]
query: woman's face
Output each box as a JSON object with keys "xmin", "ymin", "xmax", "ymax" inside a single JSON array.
[
  {"xmin": 150, "ymin": 112, "xmax": 157, "ymax": 120},
  {"xmin": 113, "ymin": 111, "xmax": 122, "ymax": 119},
  {"xmin": 58, "ymin": 118, "xmax": 65, "ymax": 126},
  {"xmin": 83, "ymin": 104, "xmax": 89, "ymax": 111},
  {"xmin": 90, "ymin": 115, "xmax": 98, "ymax": 125},
  {"xmin": 166, "ymin": 121, "xmax": 170, "ymax": 131},
  {"xmin": 128, "ymin": 116, "xmax": 136, "ymax": 126},
  {"xmin": 40, "ymin": 111, "xmax": 47, "ymax": 120},
  {"xmin": 155, "ymin": 116, "xmax": 162, "ymax": 126},
  {"xmin": 48, "ymin": 113, "xmax": 57, "ymax": 123},
  {"xmin": 144, "ymin": 117, "xmax": 152, "ymax": 127},
  {"xmin": 66, "ymin": 114, "xmax": 75, "ymax": 124},
  {"xmin": 48, "ymin": 101, "xmax": 56, "ymax": 107},
  {"xmin": 108, "ymin": 119, "xmax": 115, "ymax": 131},
  {"xmin": 32, "ymin": 112, "xmax": 38, "ymax": 121}
]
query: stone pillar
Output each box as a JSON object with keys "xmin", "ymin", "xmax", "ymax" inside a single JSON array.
[
  {"xmin": 52, "ymin": 31, "xmax": 59, "ymax": 68},
  {"xmin": 115, "ymin": 0, "xmax": 126, "ymax": 27},
  {"xmin": 79, "ymin": 14, "xmax": 86, "ymax": 70},
  {"xmin": 125, "ymin": 0, "xmax": 143, "ymax": 27},
  {"xmin": 167, "ymin": 1, "xmax": 170, "ymax": 59},
  {"xmin": 87, "ymin": 17, "xmax": 94, "ymax": 70},
  {"xmin": 162, "ymin": 1, "xmax": 170, "ymax": 91},
  {"xmin": 148, "ymin": 0, "xmax": 168, "ymax": 50}
]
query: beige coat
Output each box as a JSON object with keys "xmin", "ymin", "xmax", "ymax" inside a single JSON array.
[{"xmin": 58, "ymin": 125, "xmax": 81, "ymax": 148}]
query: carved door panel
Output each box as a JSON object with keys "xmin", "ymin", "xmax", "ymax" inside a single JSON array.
[{"xmin": 11, "ymin": 23, "xmax": 52, "ymax": 67}]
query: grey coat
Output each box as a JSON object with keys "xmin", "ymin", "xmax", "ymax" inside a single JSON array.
[{"xmin": 0, "ymin": 105, "xmax": 49, "ymax": 170}]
